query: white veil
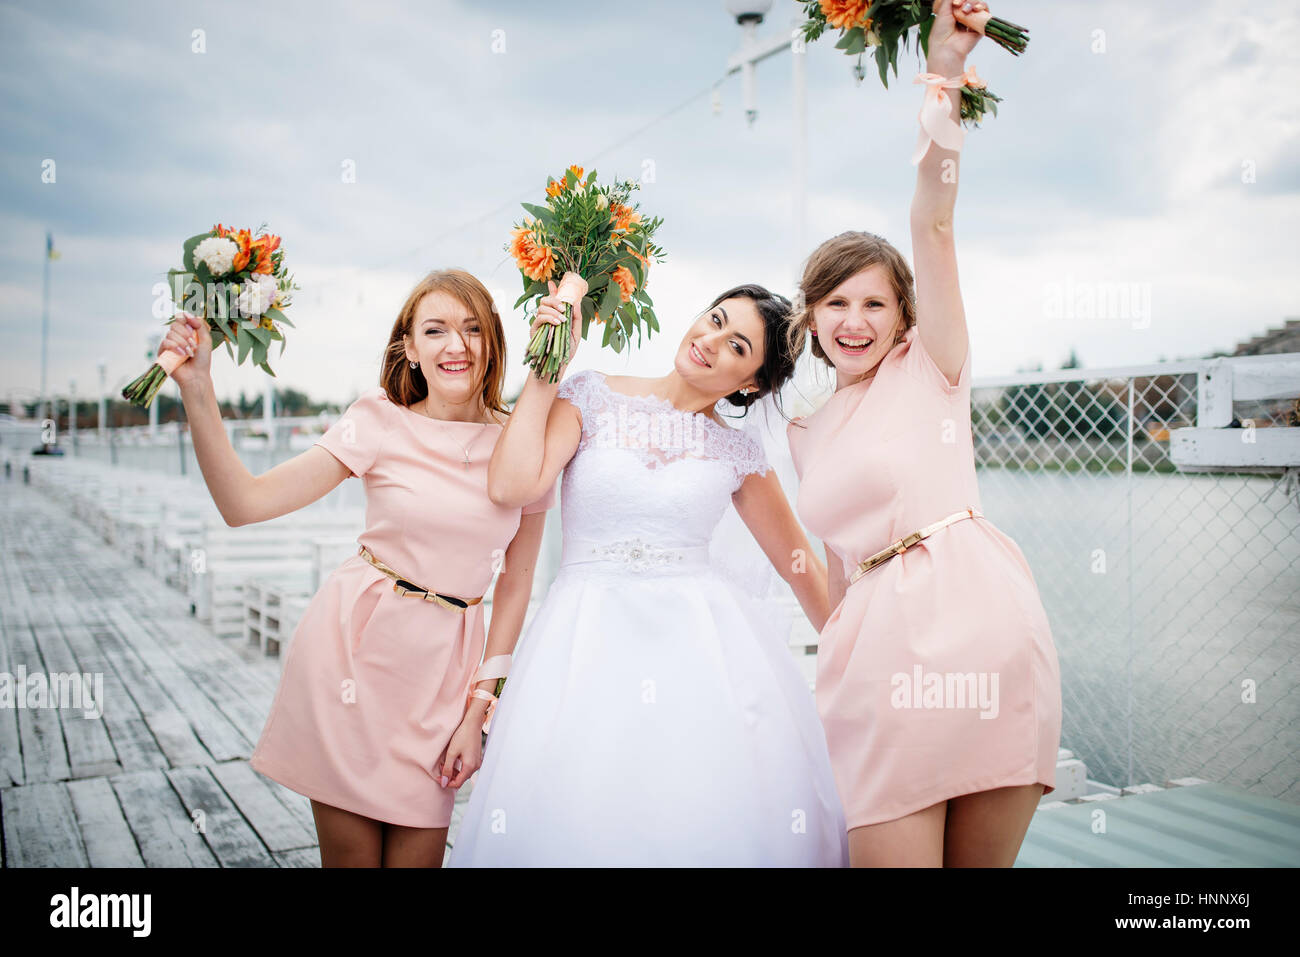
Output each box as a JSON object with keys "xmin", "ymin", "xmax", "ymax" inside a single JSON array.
[{"xmin": 707, "ymin": 389, "xmax": 810, "ymax": 653}]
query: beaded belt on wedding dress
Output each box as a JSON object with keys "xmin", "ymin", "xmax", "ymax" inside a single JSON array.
[
  {"xmin": 561, "ymin": 536, "xmax": 710, "ymax": 572},
  {"xmin": 848, "ymin": 507, "xmax": 983, "ymax": 585}
]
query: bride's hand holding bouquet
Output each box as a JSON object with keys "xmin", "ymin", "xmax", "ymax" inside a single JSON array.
[{"xmin": 509, "ymin": 165, "xmax": 664, "ymax": 384}]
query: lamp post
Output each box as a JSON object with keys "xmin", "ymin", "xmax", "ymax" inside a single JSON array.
[
  {"xmin": 722, "ymin": 1, "xmax": 808, "ymax": 278},
  {"xmin": 98, "ymin": 359, "xmax": 107, "ymax": 441}
]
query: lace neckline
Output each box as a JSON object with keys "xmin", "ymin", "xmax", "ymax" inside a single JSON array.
[{"xmin": 590, "ymin": 371, "xmax": 737, "ymax": 436}]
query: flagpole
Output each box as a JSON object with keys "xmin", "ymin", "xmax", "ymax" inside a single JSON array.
[{"xmin": 39, "ymin": 231, "xmax": 51, "ymax": 427}]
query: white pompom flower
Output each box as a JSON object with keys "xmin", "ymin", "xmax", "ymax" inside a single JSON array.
[
  {"xmin": 237, "ymin": 273, "xmax": 280, "ymax": 317},
  {"xmin": 194, "ymin": 236, "xmax": 239, "ymax": 276}
]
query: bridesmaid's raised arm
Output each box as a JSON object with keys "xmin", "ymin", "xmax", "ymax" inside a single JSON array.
[
  {"xmin": 487, "ymin": 282, "xmax": 582, "ymax": 508},
  {"xmin": 165, "ymin": 312, "xmax": 351, "ymax": 526},
  {"xmin": 908, "ymin": 0, "xmax": 987, "ymax": 386}
]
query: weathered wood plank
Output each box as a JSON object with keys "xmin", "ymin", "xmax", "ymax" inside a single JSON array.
[
  {"xmin": 66, "ymin": 776, "xmax": 145, "ymax": 868},
  {"xmin": 166, "ymin": 766, "xmax": 277, "ymax": 868},
  {"xmin": 109, "ymin": 769, "xmax": 218, "ymax": 868},
  {"xmin": 90, "ymin": 622, "xmax": 213, "ymax": 768},
  {"xmin": 1, "ymin": 782, "xmax": 88, "ymax": 867},
  {"xmin": 2, "ymin": 601, "xmax": 71, "ymax": 784},
  {"xmin": 58, "ymin": 621, "xmax": 169, "ymax": 773},
  {"xmin": 209, "ymin": 760, "xmax": 316, "ymax": 854},
  {"xmin": 0, "ymin": 601, "xmax": 27, "ymax": 786},
  {"xmin": 272, "ymin": 847, "xmax": 321, "ymax": 868},
  {"xmin": 100, "ymin": 604, "xmax": 251, "ymax": 762},
  {"xmin": 30, "ymin": 618, "xmax": 120, "ymax": 779},
  {"xmin": 261, "ymin": 776, "xmax": 318, "ymax": 835}
]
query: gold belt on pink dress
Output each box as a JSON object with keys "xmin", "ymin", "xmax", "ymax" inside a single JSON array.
[
  {"xmin": 848, "ymin": 507, "xmax": 982, "ymax": 586},
  {"xmin": 357, "ymin": 544, "xmax": 484, "ymax": 613}
]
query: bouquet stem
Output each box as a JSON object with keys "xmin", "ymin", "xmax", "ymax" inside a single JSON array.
[
  {"xmin": 952, "ymin": 6, "xmax": 1029, "ymax": 55},
  {"xmin": 121, "ymin": 340, "xmax": 188, "ymax": 408},
  {"xmin": 523, "ymin": 271, "xmax": 587, "ymax": 385}
]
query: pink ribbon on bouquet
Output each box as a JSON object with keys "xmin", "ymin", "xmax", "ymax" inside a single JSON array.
[
  {"xmin": 466, "ymin": 653, "xmax": 511, "ymax": 734},
  {"xmin": 911, "ymin": 71, "xmax": 968, "ymax": 166}
]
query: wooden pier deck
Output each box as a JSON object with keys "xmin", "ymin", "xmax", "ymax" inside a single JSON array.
[{"xmin": 0, "ymin": 478, "xmax": 469, "ymax": 867}]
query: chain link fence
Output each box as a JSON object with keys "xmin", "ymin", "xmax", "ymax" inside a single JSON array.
[{"xmin": 971, "ymin": 359, "xmax": 1299, "ymax": 804}]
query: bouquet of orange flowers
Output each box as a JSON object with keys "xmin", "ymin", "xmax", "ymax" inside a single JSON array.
[
  {"xmin": 122, "ymin": 223, "xmax": 298, "ymax": 406},
  {"xmin": 799, "ymin": 0, "xmax": 1028, "ymax": 126},
  {"xmin": 509, "ymin": 166, "xmax": 664, "ymax": 383}
]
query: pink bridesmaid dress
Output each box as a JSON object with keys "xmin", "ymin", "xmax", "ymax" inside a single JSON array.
[
  {"xmin": 788, "ymin": 326, "xmax": 1061, "ymax": 829},
  {"xmin": 249, "ymin": 386, "xmax": 556, "ymax": 828}
]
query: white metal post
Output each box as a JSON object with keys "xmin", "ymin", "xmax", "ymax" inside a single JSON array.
[{"xmin": 98, "ymin": 360, "xmax": 107, "ymax": 441}]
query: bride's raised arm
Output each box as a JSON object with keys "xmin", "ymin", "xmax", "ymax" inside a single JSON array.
[{"xmin": 909, "ymin": 0, "xmax": 987, "ymax": 386}]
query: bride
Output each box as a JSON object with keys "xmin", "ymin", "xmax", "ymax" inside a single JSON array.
[{"xmin": 447, "ymin": 280, "xmax": 848, "ymax": 866}]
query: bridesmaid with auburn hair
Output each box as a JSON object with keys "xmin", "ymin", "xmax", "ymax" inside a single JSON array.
[
  {"xmin": 786, "ymin": 0, "xmax": 1061, "ymax": 867},
  {"xmin": 162, "ymin": 268, "xmax": 556, "ymax": 867}
]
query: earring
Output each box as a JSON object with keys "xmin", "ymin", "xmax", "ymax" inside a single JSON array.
[{"xmin": 410, "ymin": 360, "xmax": 418, "ymax": 369}]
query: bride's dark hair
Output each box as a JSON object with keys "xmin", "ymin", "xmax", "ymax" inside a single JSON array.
[{"xmin": 706, "ymin": 283, "xmax": 797, "ymax": 421}]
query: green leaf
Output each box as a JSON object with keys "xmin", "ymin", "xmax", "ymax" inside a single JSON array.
[
  {"xmin": 236, "ymin": 327, "xmax": 253, "ymax": 364},
  {"xmin": 875, "ymin": 43, "xmax": 890, "ymax": 87},
  {"xmin": 521, "ymin": 203, "xmax": 556, "ymax": 228},
  {"xmin": 619, "ymin": 302, "xmax": 638, "ymax": 335},
  {"xmin": 252, "ymin": 338, "xmax": 268, "ymax": 367},
  {"xmin": 598, "ymin": 282, "xmax": 622, "ymax": 322},
  {"xmin": 275, "ymin": 314, "xmax": 294, "ymax": 329},
  {"xmin": 838, "ymin": 26, "xmax": 866, "ymax": 55},
  {"xmin": 580, "ymin": 297, "xmax": 595, "ymax": 339},
  {"xmin": 258, "ymin": 360, "xmax": 277, "ymax": 377}
]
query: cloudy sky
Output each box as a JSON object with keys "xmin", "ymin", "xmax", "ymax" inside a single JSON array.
[{"xmin": 2, "ymin": 0, "xmax": 1297, "ymax": 413}]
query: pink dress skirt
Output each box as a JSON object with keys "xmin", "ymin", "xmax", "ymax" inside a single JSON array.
[
  {"xmin": 788, "ymin": 327, "xmax": 1060, "ymax": 829},
  {"xmin": 249, "ymin": 387, "xmax": 555, "ymax": 828}
]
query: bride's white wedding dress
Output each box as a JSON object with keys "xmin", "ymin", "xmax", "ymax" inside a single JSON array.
[{"xmin": 448, "ymin": 370, "xmax": 848, "ymax": 866}]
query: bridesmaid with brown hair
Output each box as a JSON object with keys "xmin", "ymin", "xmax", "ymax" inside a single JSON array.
[
  {"xmin": 162, "ymin": 268, "xmax": 556, "ymax": 866},
  {"xmin": 786, "ymin": 0, "xmax": 1061, "ymax": 867}
]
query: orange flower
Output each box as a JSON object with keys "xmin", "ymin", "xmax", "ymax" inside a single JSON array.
[
  {"xmin": 611, "ymin": 266, "xmax": 636, "ymax": 304},
  {"xmin": 509, "ymin": 224, "xmax": 555, "ymax": 282},
  {"xmin": 546, "ymin": 179, "xmax": 564, "ymax": 198},
  {"xmin": 567, "ymin": 165, "xmax": 584, "ymax": 180},
  {"xmin": 249, "ymin": 233, "xmax": 281, "ymax": 274},
  {"xmin": 230, "ymin": 228, "xmax": 253, "ymax": 273},
  {"xmin": 609, "ymin": 202, "xmax": 641, "ymax": 233},
  {"xmin": 819, "ymin": 0, "xmax": 872, "ymax": 31}
]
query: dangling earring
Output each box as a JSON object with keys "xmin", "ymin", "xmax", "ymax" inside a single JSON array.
[{"xmin": 410, "ymin": 359, "xmax": 418, "ymax": 369}]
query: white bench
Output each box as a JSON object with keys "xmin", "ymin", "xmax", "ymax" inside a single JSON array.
[
  {"xmin": 243, "ymin": 579, "xmax": 313, "ymax": 657},
  {"xmin": 185, "ymin": 511, "xmax": 364, "ymax": 639}
]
